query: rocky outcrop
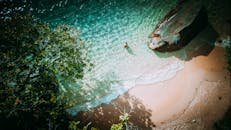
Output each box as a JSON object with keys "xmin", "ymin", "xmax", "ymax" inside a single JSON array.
[{"xmin": 149, "ymin": 0, "xmax": 208, "ymax": 52}]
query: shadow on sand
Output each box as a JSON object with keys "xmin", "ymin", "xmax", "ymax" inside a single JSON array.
[{"xmin": 75, "ymin": 93, "xmax": 155, "ymax": 130}]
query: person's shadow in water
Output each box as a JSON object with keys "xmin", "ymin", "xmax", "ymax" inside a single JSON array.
[
  {"xmin": 153, "ymin": 24, "xmax": 218, "ymax": 61},
  {"xmin": 124, "ymin": 42, "xmax": 136, "ymax": 55}
]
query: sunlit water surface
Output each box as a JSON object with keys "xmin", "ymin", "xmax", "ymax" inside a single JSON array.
[{"xmin": 38, "ymin": 0, "xmax": 184, "ymax": 115}]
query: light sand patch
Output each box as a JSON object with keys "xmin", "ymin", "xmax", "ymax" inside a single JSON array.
[{"xmin": 128, "ymin": 47, "xmax": 230, "ymax": 129}]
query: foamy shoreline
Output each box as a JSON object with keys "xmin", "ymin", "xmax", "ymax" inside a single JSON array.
[{"xmin": 76, "ymin": 47, "xmax": 231, "ymax": 130}]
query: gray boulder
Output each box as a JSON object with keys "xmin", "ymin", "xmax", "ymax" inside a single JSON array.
[{"xmin": 149, "ymin": 0, "xmax": 208, "ymax": 52}]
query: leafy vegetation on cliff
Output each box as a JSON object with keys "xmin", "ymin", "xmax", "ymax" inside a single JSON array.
[
  {"xmin": 0, "ymin": 13, "xmax": 93, "ymax": 129},
  {"xmin": 111, "ymin": 113, "xmax": 130, "ymax": 130},
  {"xmin": 225, "ymin": 46, "xmax": 231, "ymax": 72}
]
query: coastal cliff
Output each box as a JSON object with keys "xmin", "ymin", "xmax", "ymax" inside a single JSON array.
[{"xmin": 149, "ymin": 0, "xmax": 208, "ymax": 52}]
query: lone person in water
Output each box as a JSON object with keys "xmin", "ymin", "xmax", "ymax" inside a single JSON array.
[
  {"xmin": 123, "ymin": 42, "xmax": 135, "ymax": 55},
  {"xmin": 124, "ymin": 42, "xmax": 129, "ymax": 48}
]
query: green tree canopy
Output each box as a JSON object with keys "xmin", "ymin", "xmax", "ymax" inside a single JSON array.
[{"xmin": 0, "ymin": 13, "xmax": 90, "ymax": 129}]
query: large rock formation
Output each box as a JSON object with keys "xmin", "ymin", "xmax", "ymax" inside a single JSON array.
[{"xmin": 149, "ymin": 0, "xmax": 208, "ymax": 52}]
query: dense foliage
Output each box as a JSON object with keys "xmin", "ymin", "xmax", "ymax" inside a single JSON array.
[
  {"xmin": 225, "ymin": 46, "xmax": 231, "ymax": 72},
  {"xmin": 0, "ymin": 14, "xmax": 91, "ymax": 129}
]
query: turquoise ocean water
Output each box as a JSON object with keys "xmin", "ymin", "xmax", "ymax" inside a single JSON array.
[{"xmin": 36, "ymin": 0, "xmax": 184, "ymax": 115}]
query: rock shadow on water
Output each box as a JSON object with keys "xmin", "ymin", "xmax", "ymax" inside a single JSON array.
[
  {"xmin": 75, "ymin": 93, "xmax": 156, "ymax": 130},
  {"xmin": 153, "ymin": 24, "xmax": 218, "ymax": 61}
]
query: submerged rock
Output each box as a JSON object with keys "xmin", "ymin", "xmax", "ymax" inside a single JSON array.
[{"xmin": 149, "ymin": 0, "xmax": 208, "ymax": 52}]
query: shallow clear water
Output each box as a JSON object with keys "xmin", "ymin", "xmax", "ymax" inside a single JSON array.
[{"xmin": 38, "ymin": 0, "xmax": 184, "ymax": 115}]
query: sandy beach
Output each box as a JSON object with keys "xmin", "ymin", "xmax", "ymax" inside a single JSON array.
[
  {"xmin": 76, "ymin": 46, "xmax": 230, "ymax": 130},
  {"xmin": 129, "ymin": 47, "xmax": 231, "ymax": 129}
]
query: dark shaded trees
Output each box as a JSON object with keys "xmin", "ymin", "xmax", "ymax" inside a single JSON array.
[{"xmin": 0, "ymin": 14, "xmax": 88, "ymax": 129}]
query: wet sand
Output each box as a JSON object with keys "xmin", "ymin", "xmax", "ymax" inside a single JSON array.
[{"xmin": 76, "ymin": 47, "xmax": 230, "ymax": 130}]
